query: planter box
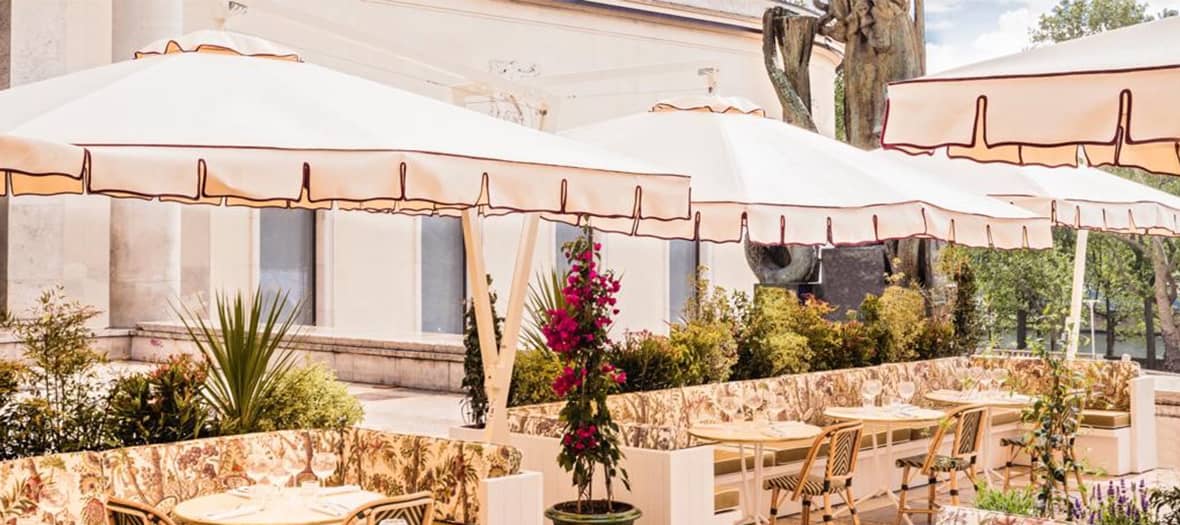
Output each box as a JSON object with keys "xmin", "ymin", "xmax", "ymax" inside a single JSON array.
[{"xmin": 935, "ymin": 505, "xmax": 1068, "ymax": 525}]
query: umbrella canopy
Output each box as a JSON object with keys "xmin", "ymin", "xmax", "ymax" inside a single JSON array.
[
  {"xmin": 0, "ymin": 30, "xmax": 695, "ymax": 444},
  {"xmin": 562, "ymin": 95, "xmax": 1053, "ymax": 249},
  {"xmin": 875, "ymin": 151, "xmax": 1180, "ymax": 236},
  {"xmin": 0, "ymin": 31, "xmax": 691, "ymax": 221},
  {"xmin": 880, "ymin": 16, "xmax": 1180, "ymax": 176}
]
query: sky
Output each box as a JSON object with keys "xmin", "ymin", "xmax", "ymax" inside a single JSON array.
[{"xmin": 924, "ymin": 0, "xmax": 1180, "ymax": 73}]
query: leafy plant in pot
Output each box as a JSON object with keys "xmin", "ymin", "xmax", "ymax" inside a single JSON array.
[{"xmin": 543, "ymin": 230, "xmax": 640, "ymax": 525}]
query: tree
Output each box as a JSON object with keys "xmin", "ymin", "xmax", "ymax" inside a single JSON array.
[
  {"xmin": 1029, "ymin": 1, "xmax": 1180, "ymax": 371},
  {"xmin": 1031, "ymin": 0, "xmax": 1152, "ymax": 42},
  {"xmin": 969, "ymin": 232, "xmax": 1073, "ymax": 350}
]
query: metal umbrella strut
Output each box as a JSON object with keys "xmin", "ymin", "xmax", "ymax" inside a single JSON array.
[
  {"xmin": 0, "ymin": 31, "xmax": 694, "ymax": 443},
  {"xmin": 876, "ymin": 150, "xmax": 1180, "ymax": 358}
]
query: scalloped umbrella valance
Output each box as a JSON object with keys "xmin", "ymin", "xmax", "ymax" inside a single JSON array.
[
  {"xmin": 0, "ymin": 30, "xmax": 693, "ymax": 444},
  {"xmin": 874, "ymin": 150, "xmax": 1180, "ymax": 237},
  {"xmin": 880, "ymin": 16, "xmax": 1180, "ymax": 176},
  {"xmin": 875, "ymin": 149, "xmax": 1180, "ymax": 359},
  {"xmin": 562, "ymin": 95, "xmax": 1054, "ymax": 249},
  {"xmin": 0, "ymin": 30, "xmax": 690, "ymax": 221}
]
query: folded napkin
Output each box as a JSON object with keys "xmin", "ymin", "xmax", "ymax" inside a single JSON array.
[
  {"xmin": 205, "ymin": 505, "xmax": 262, "ymax": 520},
  {"xmin": 227, "ymin": 486, "xmax": 255, "ymax": 499},
  {"xmin": 318, "ymin": 484, "xmax": 361, "ymax": 497},
  {"xmin": 310, "ymin": 501, "xmax": 352, "ymax": 517}
]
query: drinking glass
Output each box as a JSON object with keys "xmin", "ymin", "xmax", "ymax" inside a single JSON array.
[
  {"xmin": 282, "ymin": 452, "xmax": 304, "ymax": 487},
  {"xmin": 990, "ymin": 368, "xmax": 1008, "ymax": 394},
  {"xmin": 760, "ymin": 390, "xmax": 779, "ymax": 422},
  {"xmin": 862, "ymin": 379, "xmax": 883, "ymax": 408},
  {"xmin": 743, "ymin": 389, "xmax": 764, "ymax": 420},
  {"xmin": 719, "ymin": 395, "xmax": 742, "ymax": 422},
  {"xmin": 246, "ymin": 454, "xmax": 273, "ymax": 487},
  {"xmin": 897, "ymin": 381, "xmax": 916, "ymax": 405},
  {"xmin": 978, "ymin": 372, "xmax": 994, "ymax": 395},
  {"xmin": 311, "ymin": 452, "xmax": 338, "ymax": 487},
  {"xmin": 266, "ymin": 463, "xmax": 289, "ymax": 502}
]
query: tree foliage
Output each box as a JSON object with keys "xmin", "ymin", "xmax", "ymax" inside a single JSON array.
[{"xmin": 1031, "ymin": 0, "xmax": 1158, "ymax": 42}]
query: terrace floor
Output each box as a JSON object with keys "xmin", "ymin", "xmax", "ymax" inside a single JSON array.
[{"xmin": 768, "ymin": 467, "xmax": 1180, "ymax": 524}]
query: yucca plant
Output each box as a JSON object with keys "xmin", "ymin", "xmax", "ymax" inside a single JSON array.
[
  {"xmin": 522, "ymin": 269, "xmax": 567, "ymax": 353},
  {"xmin": 176, "ymin": 289, "xmax": 304, "ymax": 435}
]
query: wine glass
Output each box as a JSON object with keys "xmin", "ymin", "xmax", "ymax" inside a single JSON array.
[
  {"xmin": 990, "ymin": 368, "xmax": 1008, "ymax": 395},
  {"xmin": 311, "ymin": 452, "xmax": 338, "ymax": 488},
  {"xmin": 760, "ymin": 389, "xmax": 780, "ymax": 422},
  {"xmin": 862, "ymin": 379, "xmax": 883, "ymax": 408},
  {"xmin": 978, "ymin": 370, "xmax": 994, "ymax": 395},
  {"xmin": 897, "ymin": 381, "xmax": 916, "ymax": 406},
  {"xmin": 282, "ymin": 452, "xmax": 305, "ymax": 487},
  {"xmin": 743, "ymin": 391, "xmax": 762, "ymax": 421},
  {"xmin": 719, "ymin": 395, "xmax": 742, "ymax": 422},
  {"xmin": 38, "ymin": 483, "xmax": 68, "ymax": 524},
  {"xmin": 246, "ymin": 454, "xmax": 273, "ymax": 487}
]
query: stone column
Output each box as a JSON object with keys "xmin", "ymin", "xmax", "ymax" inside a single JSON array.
[
  {"xmin": 108, "ymin": 0, "xmax": 183, "ymax": 327},
  {"xmin": 5, "ymin": 0, "xmax": 113, "ymax": 326}
]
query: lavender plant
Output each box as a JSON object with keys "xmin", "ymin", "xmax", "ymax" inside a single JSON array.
[{"xmin": 1071, "ymin": 480, "xmax": 1153, "ymax": 525}]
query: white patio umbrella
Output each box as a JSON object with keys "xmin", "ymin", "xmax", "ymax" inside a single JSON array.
[
  {"xmin": 876, "ymin": 151, "xmax": 1180, "ymax": 357},
  {"xmin": 880, "ymin": 16, "xmax": 1180, "ymax": 176},
  {"xmin": 563, "ymin": 95, "xmax": 1054, "ymax": 249},
  {"xmin": 0, "ymin": 31, "xmax": 693, "ymax": 442}
]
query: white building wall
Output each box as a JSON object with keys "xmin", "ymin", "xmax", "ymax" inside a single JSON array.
[{"xmin": 5, "ymin": 0, "xmax": 112, "ymax": 327}]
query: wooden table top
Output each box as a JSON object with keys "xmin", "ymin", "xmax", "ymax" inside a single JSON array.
[
  {"xmin": 173, "ymin": 487, "xmax": 383, "ymax": 525},
  {"xmin": 925, "ymin": 389, "xmax": 1034, "ymax": 408},
  {"xmin": 688, "ymin": 420, "xmax": 822, "ymax": 444},
  {"xmin": 823, "ymin": 405, "xmax": 946, "ymax": 424}
]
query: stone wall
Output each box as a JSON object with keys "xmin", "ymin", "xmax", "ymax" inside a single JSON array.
[{"xmin": 131, "ymin": 323, "xmax": 466, "ymax": 392}]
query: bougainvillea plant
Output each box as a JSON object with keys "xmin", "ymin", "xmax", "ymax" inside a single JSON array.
[{"xmin": 543, "ymin": 228, "xmax": 629, "ymax": 513}]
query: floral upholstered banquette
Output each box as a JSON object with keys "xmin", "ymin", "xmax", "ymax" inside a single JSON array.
[
  {"xmin": 508, "ymin": 356, "xmax": 1140, "ymax": 451},
  {"xmin": 0, "ymin": 428, "xmax": 521, "ymax": 525}
]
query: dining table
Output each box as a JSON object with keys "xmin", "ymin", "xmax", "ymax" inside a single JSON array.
[
  {"xmin": 688, "ymin": 420, "xmax": 822, "ymax": 525},
  {"xmin": 172, "ymin": 485, "xmax": 385, "ymax": 525},
  {"xmin": 823, "ymin": 404, "xmax": 946, "ymax": 525},
  {"xmin": 925, "ymin": 389, "xmax": 1035, "ymax": 484}
]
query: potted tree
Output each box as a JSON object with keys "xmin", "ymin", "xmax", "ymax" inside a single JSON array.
[{"xmin": 543, "ymin": 230, "xmax": 640, "ymax": 525}]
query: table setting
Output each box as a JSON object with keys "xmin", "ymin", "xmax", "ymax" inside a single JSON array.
[{"xmin": 173, "ymin": 451, "xmax": 386, "ymax": 525}]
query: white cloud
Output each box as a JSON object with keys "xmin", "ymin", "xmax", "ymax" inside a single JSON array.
[{"xmin": 924, "ymin": 0, "xmax": 1176, "ymax": 73}]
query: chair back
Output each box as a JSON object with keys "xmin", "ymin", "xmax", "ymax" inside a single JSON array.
[
  {"xmin": 343, "ymin": 491, "xmax": 435, "ymax": 525},
  {"xmin": 793, "ymin": 420, "xmax": 864, "ymax": 500},
  {"xmin": 922, "ymin": 404, "xmax": 988, "ymax": 473},
  {"xmin": 106, "ymin": 497, "xmax": 177, "ymax": 525}
]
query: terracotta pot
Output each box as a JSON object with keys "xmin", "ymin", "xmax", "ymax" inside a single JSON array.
[{"xmin": 544, "ymin": 501, "xmax": 642, "ymax": 525}]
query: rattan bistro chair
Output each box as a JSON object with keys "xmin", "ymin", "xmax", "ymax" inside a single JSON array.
[
  {"xmin": 106, "ymin": 497, "xmax": 178, "ymax": 525},
  {"xmin": 764, "ymin": 420, "xmax": 865, "ymax": 525},
  {"xmin": 343, "ymin": 491, "xmax": 435, "ymax": 525},
  {"xmin": 894, "ymin": 404, "xmax": 987, "ymax": 525}
]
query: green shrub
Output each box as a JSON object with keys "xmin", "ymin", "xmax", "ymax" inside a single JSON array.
[
  {"xmin": 177, "ymin": 289, "xmax": 302, "ymax": 435},
  {"xmin": 974, "ymin": 484, "xmax": 1037, "ymax": 516},
  {"xmin": 509, "ymin": 348, "xmax": 561, "ymax": 406},
  {"xmin": 821, "ymin": 319, "xmax": 879, "ymax": 370},
  {"xmin": 0, "ymin": 359, "xmax": 22, "ymax": 408},
  {"xmin": 612, "ymin": 331, "xmax": 683, "ymax": 392},
  {"xmin": 860, "ymin": 284, "xmax": 926, "ymax": 363},
  {"xmin": 257, "ymin": 361, "xmax": 363, "ymax": 431},
  {"xmin": 939, "ymin": 246, "xmax": 983, "ymax": 354},
  {"xmin": 670, "ymin": 320, "xmax": 736, "ymax": 385},
  {"xmin": 108, "ymin": 354, "xmax": 213, "ymax": 446},
  {"xmin": 0, "ymin": 287, "xmax": 114, "ymax": 458},
  {"xmin": 732, "ymin": 288, "xmax": 814, "ymax": 380},
  {"xmin": 914, "ymin": 318, "xmax": 956, "ymax": 359},
  {"xmin": 462, "ymin": 276, "xmax": 502, "ymax": 427}
]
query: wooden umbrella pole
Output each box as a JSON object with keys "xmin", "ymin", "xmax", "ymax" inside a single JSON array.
[
  {"xmin": 1066, "ymin": 229, "xmax": 1089, "ymax": 360},
  {"xmin": 460, "ymin": 209, "xmax": 502, "ymax": 438},
  {"xmin": 486, "ymin": 214, "xmax": 541, "ymax": 443}
]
